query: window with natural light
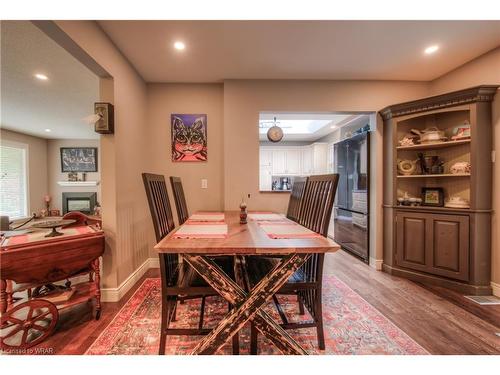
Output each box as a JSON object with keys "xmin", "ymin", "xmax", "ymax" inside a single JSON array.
[{"xmin": 0, "ymin": 141, "xmax": 28, "ymax": 219}]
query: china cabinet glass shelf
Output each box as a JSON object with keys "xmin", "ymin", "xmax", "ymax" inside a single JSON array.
[
  {"xmin": 396, "ymin": 173, "xmax": 470, "ymax": 178},
  {"xmin": 396, "ymin": 139, "xmax": 471, "ymax": 151}
]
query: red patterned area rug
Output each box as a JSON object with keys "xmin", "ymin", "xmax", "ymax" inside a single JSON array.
[{"xmin": 86, "ymin": 277, "xmax": 428, "ymax": 355}]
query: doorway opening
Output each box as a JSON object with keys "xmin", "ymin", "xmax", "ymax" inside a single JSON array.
[{"xmin": 258, "ymin": 111, "xmax": 375, "ymax": 263}]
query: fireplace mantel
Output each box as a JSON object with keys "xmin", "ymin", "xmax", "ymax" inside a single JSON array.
[{"xmin": 57, "ymin": 181, "xmax": 100, "ymax": 187}]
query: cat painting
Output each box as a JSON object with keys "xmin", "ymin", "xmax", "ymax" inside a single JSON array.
[{"xmin": 171, "ymin": 114, "xmax": 207, "ymax": 162}]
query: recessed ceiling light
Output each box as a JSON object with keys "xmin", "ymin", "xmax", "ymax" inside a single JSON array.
[
  {"xmin": 34, "ymin": 73, "xmax": 48, "ymax": 80},
  {"xmin": 424, "ymin": 45, "xmax": 439, "ymax": 55},
  {"xmin": 173, "ymin": 41, "xmax": 185, "ymax": 51},
  {"xmin": 330, "ymin": 125, "xmax": 337, "ymax": 129},
  {"xmin": 44, "ymin": 128, "xmax": 51, "ymax": 132}
]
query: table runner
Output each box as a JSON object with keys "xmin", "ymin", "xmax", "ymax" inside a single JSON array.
[
  {"xmin": 259, "ymin": 223, "xmax": 321, "ymax": 239},
  {"xmin": 248, "ymin": 212, "xmax": 286, "ymax": 221},
  {"xmin": 172, "ymin": 223, "xmax": 228, "ymax": 239},
  {"xmin": 187, "ymin": 212, "xmax": 225, "ymax": 222}
]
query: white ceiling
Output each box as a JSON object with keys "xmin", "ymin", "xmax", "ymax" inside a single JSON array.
[
  {"xmin": 98, "ymin": 20, "xmax": 500, "ymax": 83},
  {"xmin": 259, "ymin": 113, "xmax": 365, "ymax": 142},
  {"xmin": 1, "ymin": 21, "xmax": 99, "ymax": 140}
]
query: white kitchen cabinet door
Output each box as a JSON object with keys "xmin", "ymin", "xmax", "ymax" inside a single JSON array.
[
  {"xmin": 312, "ymin": 143, "xmax": 328, "ymax": 175},
  {"xmin": 327, "ymin": 143, "xmax": 335, "ymax": 173},
  {"xmin": 285, "ymin": 149, "xmax": 302, "ymax": 175},
  {"xmin": 259, "ymin": 166, "xmax": 273, "ymax": 191},
  {"xmin": 301, "ymin": 146, "xmax": 313, "ymax": 175},
  {"xmin": 259, "ymin": 149, "xmax": 272, "ymax": 167},
  {"xmin": 272, "ymin": 150, "xmax": 286, "ymax": 175}
]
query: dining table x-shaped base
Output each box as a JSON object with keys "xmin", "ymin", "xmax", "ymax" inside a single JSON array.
[{"xmin": 182, "ymin": 253, "xmax": 311, "ymax": 355}]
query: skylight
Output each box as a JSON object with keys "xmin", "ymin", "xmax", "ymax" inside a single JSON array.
[{"xmin": 258, "ymin": 119, "xmax": 333, "ymax": 134}]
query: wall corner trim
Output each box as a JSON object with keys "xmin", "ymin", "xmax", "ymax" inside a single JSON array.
[
  {"xmin": 491, "ymin": 281, "xmax": 500, "ymax": 298},
  {"xmin": 101, "ymin": 257, "xmax": 159, "ymax": 302},
  {"xmin": 369, "ymin": 258, "xmax": 384, "ymax": 271}
]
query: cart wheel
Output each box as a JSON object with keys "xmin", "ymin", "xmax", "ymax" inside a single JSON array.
[{"xmin": 1, "ymin": 299, "xmax": 58, "ymax": 351}]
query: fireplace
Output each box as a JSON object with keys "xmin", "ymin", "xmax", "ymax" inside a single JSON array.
[{"xmin": 62, "ymin": 192, "xmax": 97, "ymax": 215}]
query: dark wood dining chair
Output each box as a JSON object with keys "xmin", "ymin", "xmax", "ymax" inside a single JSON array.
[
  {"xmin": 169, "ymin": 176, "xmax": 189, "ymax": 225},
  {"xmin": 286, "ymin": 176, "xmax": 308, "ymax": 222},
  {"xmin": 142, "ymin": 173, "xmax": 238, "ymax": 354},
  {"xmin": 245, "ymin": 174, "xmax": 339, "ymax": 354}
]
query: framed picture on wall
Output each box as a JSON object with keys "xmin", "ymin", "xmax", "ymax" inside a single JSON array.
[
  {"xmin": 171, "ymin": 114, "xmax": 207, "ymax": 162},
  {"xmin": 60, "ymin": 147, "xmax": 98, "ymax": 172}
]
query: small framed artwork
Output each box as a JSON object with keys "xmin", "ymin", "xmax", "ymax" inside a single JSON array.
[
  {"xmin": 421, "ymin": 187, "xmax": 444, "ymax": 207},
  {"xmin": 60, "ymin": 147, "xmax": 98, "ymax": 172},
  {"xmin": 171, "ymin": 114, "xmax": 207, "ymax": 162}
]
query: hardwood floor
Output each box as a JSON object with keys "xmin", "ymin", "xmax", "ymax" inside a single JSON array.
[{"xmin": 18, "ymin": 250, "xmax": 500, "ymax": 355}]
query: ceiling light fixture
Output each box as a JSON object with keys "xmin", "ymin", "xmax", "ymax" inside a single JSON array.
[
  {"xmin": 424, "ymin": 45, "xmax": 439, "ymax": 55},
  {"xmin": 330, "ymin": 125, "xmax": 337, "ymax": 129},
  {"xmin": 174, "ymin": 41, "xmax": 185, "ymax": 51},
  {"xmin": 44, "ymin": 128, "xmax": 51, "ymax": 132},
  {"xmin": 34, "ymin": 73, "xmax": 48, "ymax": 80}
]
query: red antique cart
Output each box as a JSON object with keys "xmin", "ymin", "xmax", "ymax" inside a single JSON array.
[{"xmin": 0, "ymin": 223, "xmax": 105, "ymax": 351}]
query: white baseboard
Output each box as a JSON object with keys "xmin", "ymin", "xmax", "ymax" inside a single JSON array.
[
  {"xmin": 491, "ymin": 281, "xmax": 500, "ymax": 297},
  {"xmin": 101, "ymin": 258, "xmax": 158, "ymax": 302},
  {"xmin": 148, "ymin": 257, "xmax": 159, "ymax": 268}
]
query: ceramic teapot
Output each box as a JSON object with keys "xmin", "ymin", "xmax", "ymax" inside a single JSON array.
[
  {"xmin": 411, "ymin": 127, "xmax": 446, "ymax": 144},
  {"xmin": 397, "ymin": 159, "xmax": 419, "ymax": 175}
]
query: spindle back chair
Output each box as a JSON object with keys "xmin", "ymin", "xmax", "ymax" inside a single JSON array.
[
  {"xmin": 142, "ymin": 173, "xmax": 238, "ymax": 354},
  {"xmin": 169, "ymin": 176, "xmax": 189, "ymax": 225},
  {"xmin": 286, "ymin": 176, "xmax": 308, "ymax": 222},
  {"xmin": 247, "ymin": 174, "xmax": 339, "ymax": 353}
]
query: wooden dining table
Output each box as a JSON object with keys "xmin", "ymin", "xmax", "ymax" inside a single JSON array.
[{"xmin": 154, "ymin": 211, "xmax": 340, "ymax": 355}]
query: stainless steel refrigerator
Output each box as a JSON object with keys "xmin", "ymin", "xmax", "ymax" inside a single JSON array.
[{"xmin": 333, "ymin": 132, "xmax": 370, "ymax": 262}]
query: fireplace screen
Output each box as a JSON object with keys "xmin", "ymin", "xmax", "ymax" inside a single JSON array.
[
  {"xmin": 62, "ymin": 192, "xmax": 97, "ymax": 214},
  {"xmin": 67, "ymin": 199, "xmax": 91, "ymax": 212}
]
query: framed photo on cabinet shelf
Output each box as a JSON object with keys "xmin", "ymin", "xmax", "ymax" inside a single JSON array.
[{"xmin": 421, "ymin": 187, "xmax": 444, "ymax": 207}]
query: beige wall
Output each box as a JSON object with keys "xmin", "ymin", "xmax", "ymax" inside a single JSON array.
[
  {"xmin": 0, "ymin": 129, "xmax": 48, "ymax": 216},
  {"xmin": 429, "ymin": 47, "xmax": 500, "ymax": 289},
  {"xmin": 47, "ymin": 139, "xmax": 100, "ymax": 212},
  {"xmin": 54, "ymin": 21, "xmax": 151, "ymax": 289},
  {"xmin": 147, "ymin": 83, "xmax": 224, "ymax": 235}
]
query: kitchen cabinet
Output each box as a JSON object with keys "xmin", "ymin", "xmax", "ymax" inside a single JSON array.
[
  {"xmin": 259, "ymin": 149, "xmax": 272, "ymax": 167},
  {"xmin": 301, "ymin": 147, "xmax": 313, "ymax": 174},
  {"xmin": 271, "ymin": 150, "xmax": 287, "ymax": 175},
  {"xmin": 259, "ymin": 166, "xmax": 272, "ymax": 191},
  {"xmin": 312, "ymin": 143, "xmax": 328, "ymax": 175},
  {"xmin": 286, "ymin": 149, "xmax": 302, "ymax": 174},
  {"xmin": 260, "ymin": 143, "xmax": 328, "ymax": 178}
]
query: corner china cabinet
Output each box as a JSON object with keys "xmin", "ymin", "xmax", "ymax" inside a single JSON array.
[{"xmin": 381, "ymin": 85, "xmax": 498, "ymax": 295}]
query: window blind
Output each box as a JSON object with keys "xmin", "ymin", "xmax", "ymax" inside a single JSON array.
[{"xmin": 0, "ymin": 143, "xmax": 28, "ymax": 219}]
